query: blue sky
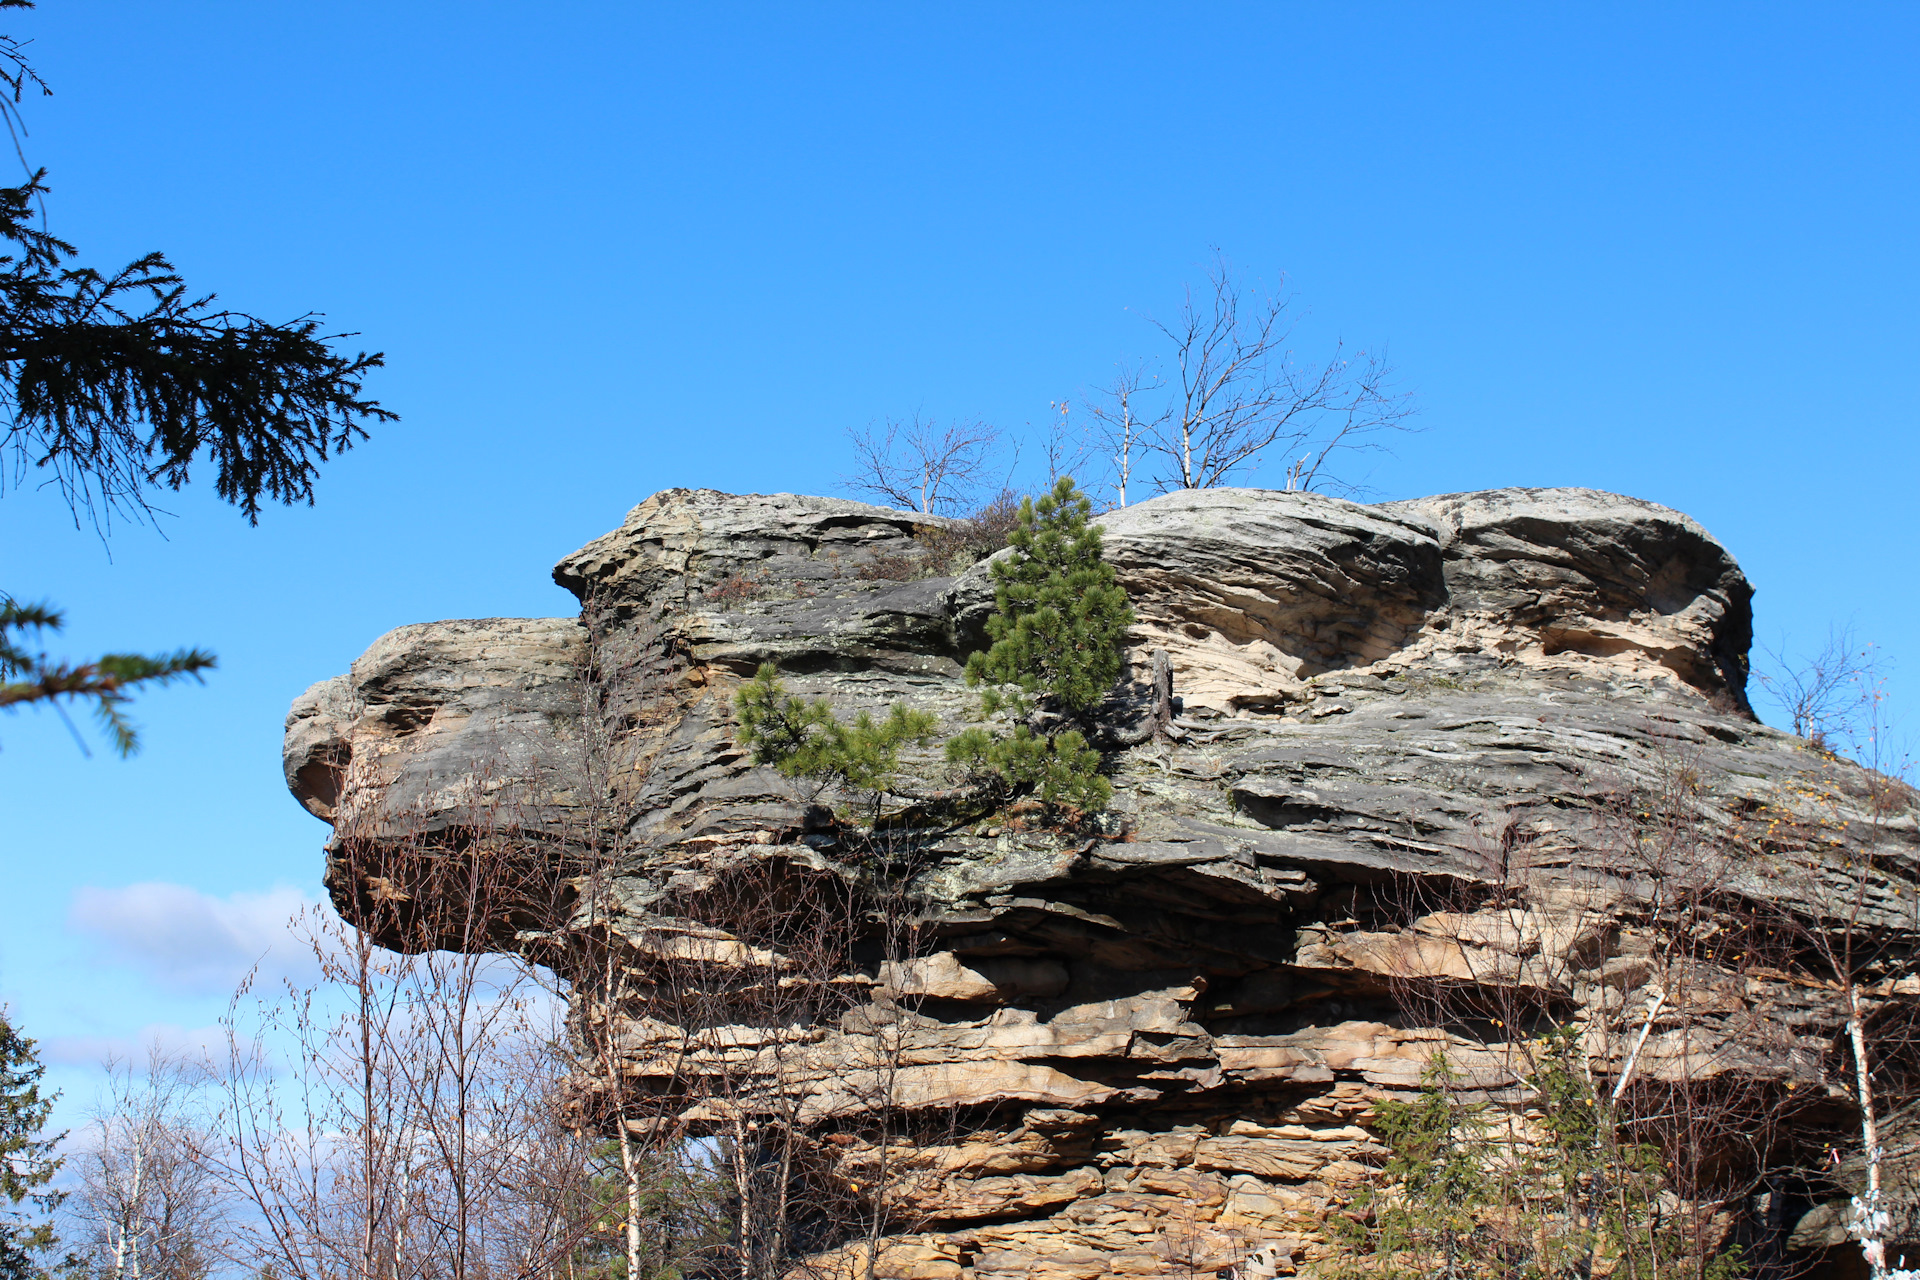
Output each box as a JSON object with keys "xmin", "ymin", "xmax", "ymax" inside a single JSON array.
[{"xmin": 1, "ymin": 3, "xmax": 1915, "ymax": 1122}]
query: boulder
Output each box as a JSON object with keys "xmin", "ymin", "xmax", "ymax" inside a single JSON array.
[{"xmin": 286, "ymin": 485, "xmax": 1919, "ymax": 1276}]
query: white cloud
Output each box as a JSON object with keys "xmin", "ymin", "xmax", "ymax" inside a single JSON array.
[{"xmin": 67, "ymin": 882, "xmax": 320, "ymax": 995}]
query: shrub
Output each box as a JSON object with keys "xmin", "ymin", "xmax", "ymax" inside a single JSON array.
[
  {"xmin": 1328, "ymin": 1035, "xmax": 1743, "ymax": 1280},
  {"xmin": 705, "ymin": 573, "xmax": 761, "ymax": 605},
  {"xmin": 945, "ymin": 477, "xmax": 1134, "ymax": 815},
  {"xmin": 946, "ymin": 722, "xmax": 1109, "ymax": 814},
  {"xmin": 730, "ymin": 479, "xmax": 1134, "ymax": 826},
  {"xmin": 734, "ymin": 664, "xmax": 936, "ymax": 799},
  {"xmin": 916, "ymin": 489, "xmax": 1022, "ymax": 575}
]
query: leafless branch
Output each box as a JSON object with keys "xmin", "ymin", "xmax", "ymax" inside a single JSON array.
[
  {"xmin": 1757, "ymin": 626, "xmax": 1892, "ymax": 755},
  {"xmin": 71, "ymin": 1047, "xmax": 228, "ymax": 1280},
  {"xmin": 1091, "ymin": 256, "xmax": 1414, "ymax": 496},
  {"xmin": 841, "ymin": 415, "xmax": 1001, "ymax": 515},
  {"xmin": 1082, "ymin": 363, "xmax": 1159, "ymax": 508},
  {"xmin": 1037, "ymin": 399, "xmax": 1093, "ymax": 492}
]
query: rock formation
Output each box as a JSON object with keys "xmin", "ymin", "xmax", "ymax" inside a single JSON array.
[{"xmin": 286, "ymin": 486, "xmax": 1920, "ymax": 1279}]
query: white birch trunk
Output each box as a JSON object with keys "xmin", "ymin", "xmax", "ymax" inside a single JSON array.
[
  {"xmin": 1847, "ymin": 986, "xmax": 1895, "ymax": 1280},
  {"xmin": 618, "ymin": 1121, "xmax": 643, "ymax": 1280}
]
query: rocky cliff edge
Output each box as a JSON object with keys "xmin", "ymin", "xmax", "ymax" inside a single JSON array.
[{"xmin": 284, "ymin": 486, "xmax": 1917, "ymax": 1278}]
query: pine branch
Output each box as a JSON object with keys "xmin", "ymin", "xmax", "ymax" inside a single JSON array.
[
  {"xmin": 0, "ymin": 595, "xmax": 215, "ymax": 756},
  {"xmin": 0, "ymin": 172, "xmax": 396, "ymax": 529}
]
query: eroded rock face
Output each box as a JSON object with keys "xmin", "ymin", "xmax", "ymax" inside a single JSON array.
[{"xmin": 287, "ymin": 486, "xmax": 1917, "ymax": 1278}]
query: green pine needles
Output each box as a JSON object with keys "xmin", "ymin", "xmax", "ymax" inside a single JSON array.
[
  {"xmin": 1329, "ymin": 1036, "xmax": 1744, "ymax": 1280},
  {"xmin": 945, "ymin": 477, "xmax": 1133, "ymax": 816},
  {"xmin": 733, "ymin": 476, "xmax": 1135, "ymax": 825},
  {"xmin": 1, "ymin": 595, "xmax": 215, "ymax": 756},
  {"xmin": 735, "ymin": 665, "xmax": 937, "ymax": 801},
  {"xmin": 0, "ymin": 1011, "xmax": 64, "ymax": 1280},
  {"xmin": 944, "ymin": 720, "xmax": 1110, "ymax": 816}
]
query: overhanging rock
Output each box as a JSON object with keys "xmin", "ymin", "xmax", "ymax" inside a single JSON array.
[{"xmin": 286, "ymin": 486, "xmax": 1916, "ymax": 1278}]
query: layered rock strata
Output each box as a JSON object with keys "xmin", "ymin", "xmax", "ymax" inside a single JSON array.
[{"xmin": 287, "ymin": 486, "xmax": 1919, "ymax": 1279}]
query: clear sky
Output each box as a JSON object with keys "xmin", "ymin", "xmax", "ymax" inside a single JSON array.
[{"xmin": 2, "ymin": 3, "xmax": 1915, "ymax": 1123}]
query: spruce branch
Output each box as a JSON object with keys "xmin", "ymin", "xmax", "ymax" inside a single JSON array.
[{"xmin": 0, "ymin": 595, "xmax": 215, "ymax": 756}]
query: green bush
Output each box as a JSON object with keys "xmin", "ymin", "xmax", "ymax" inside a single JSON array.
[
  {"xmin": 1328, "ymin": 1034, "xmax": 1744, "ymax": 1280},
  {"xmin": 946, "ymin": 477, "xmax": 1134, "ymax": 816},
  {"xmin": 733, "ymin": 477, "xmax": 1134, "ymax": 825},
  {"xmin": 945, "ymin": 722, "xmax": 1110, "ymax": 814},
  {"xmin": 734, "ymin": 663, "xmax": 936, "ymax": 798}
]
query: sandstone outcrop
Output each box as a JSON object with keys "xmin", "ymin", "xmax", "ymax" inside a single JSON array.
[{"xmin": 287, "ymin": 486, "xmax": 1919, "ymax": 1279}]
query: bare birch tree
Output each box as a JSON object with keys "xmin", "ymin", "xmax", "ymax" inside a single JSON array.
[
  {"xmin": 1756, "ymin": 627, "xmax": 1885, "ymax": 749},
  {"xmin": 842, "ymin": 416, "xmax": 1001, "ymax": 515},
  {"xmin": 1342, "ymin": 743, "xmax": 1828, "ymax": 1279},
  {"xmin": 1083, "ymin": 364, "xmax": 1153, "ymax": 508},
  {"xmin": 212, "ymin": 822, "xmax": 599, "ymax": 1280},
  {"xmin": 1750, "ymin": 694, "xmax": 1920, "ymax": 1280},
  {"xmin": 556, "ymin": 592, "xmax": 965, "ymax": 1280},
  {"xmin": 1089, "ymin": 257, "xmax": 1413, "ymax": 495},
  {"xmin": 556, "ymin": 597, "xmax": 731, "ymax": 1280},
  {"xmin": 70, "ymin": 1048, "xmax": 227, "ymax": 1280}
]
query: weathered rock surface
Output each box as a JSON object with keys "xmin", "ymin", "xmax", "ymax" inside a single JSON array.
[{"xmin": 287, "ymin": 485, "xmax": 1918, "ymax": 1279}]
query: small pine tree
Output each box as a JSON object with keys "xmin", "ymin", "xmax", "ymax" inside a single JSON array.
[
  {"xmin": 944, "ymin": 477, "xmax": 1134, "ymax": 816},
  {"xmin": 1328, "ymin": 1054, "xmax": 1493, "ymax": 1279},
  {"xmin": 572, "ymin": 1139, "xmax": 733, "ymax": 1280},
  {"xmin": 1329, "ymin": 1038, "xmax": 1743, "ymax": 1280},
  {"xmin": 734, "ymin": 664, "xmax": 937, "ymax": 810},
  {"xmin": 0, "ymin": 1011, "xmax": 64, "ymax": 1280}
]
